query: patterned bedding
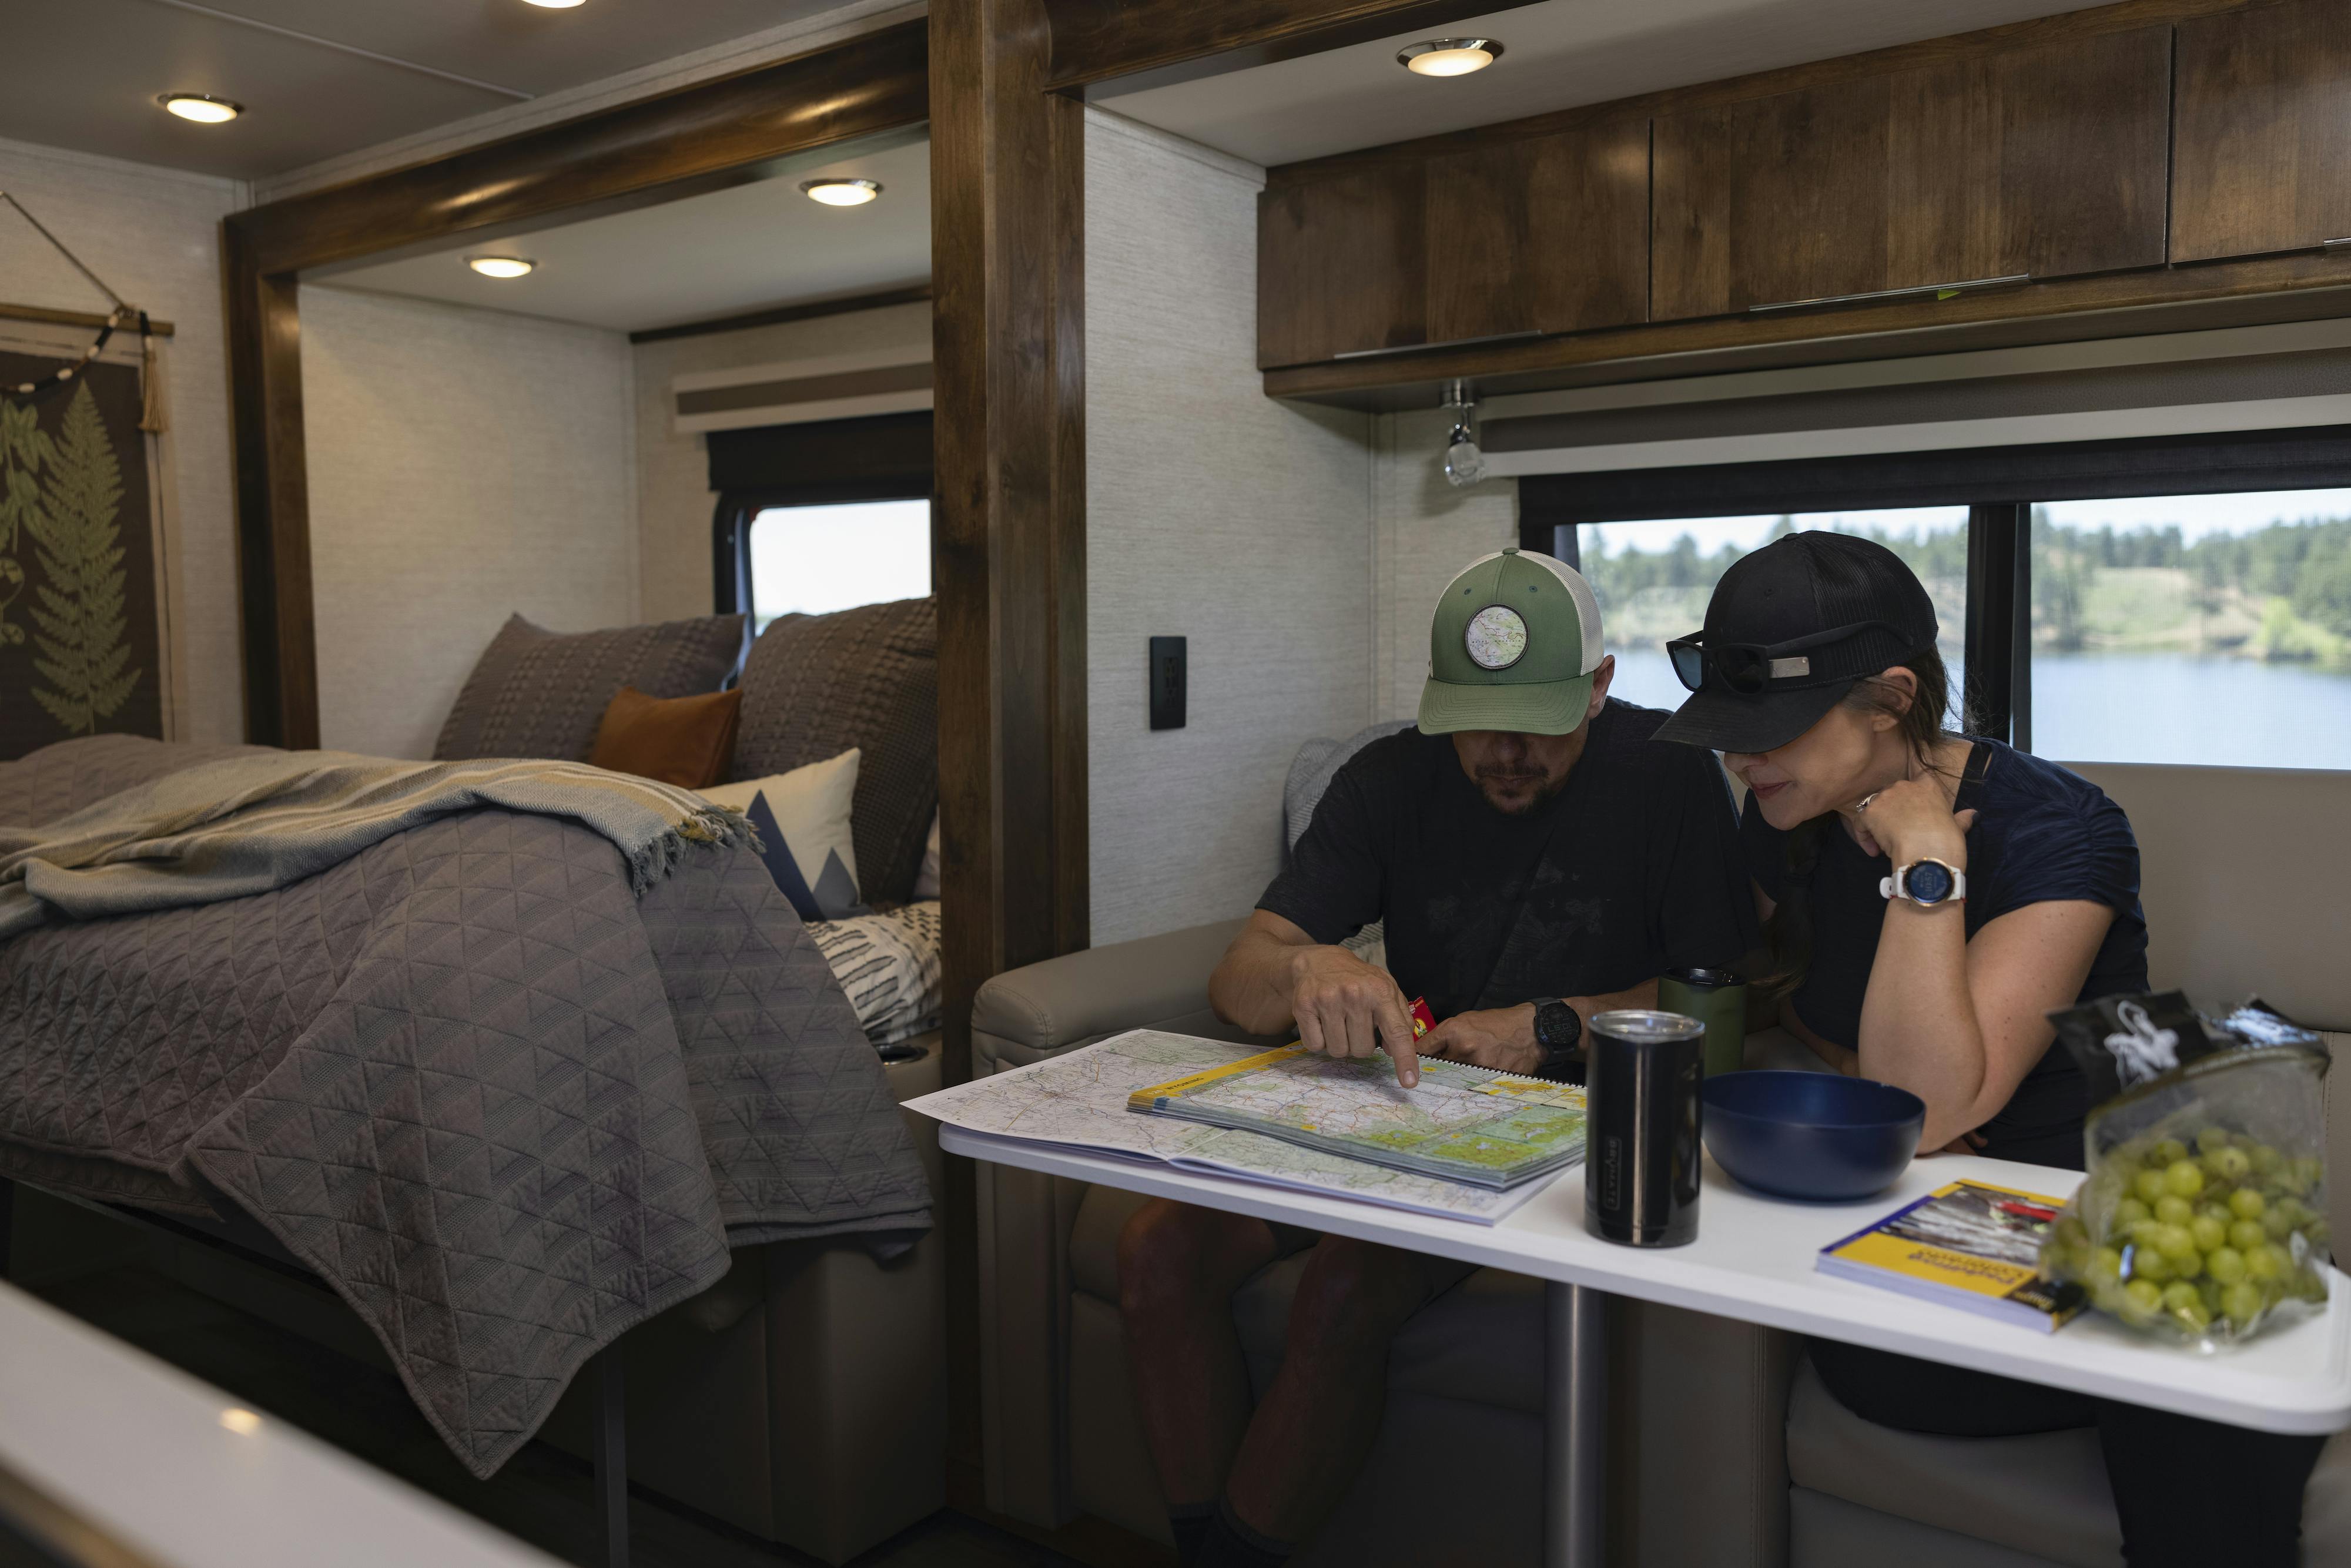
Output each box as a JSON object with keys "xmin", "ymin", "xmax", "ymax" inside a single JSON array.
[
  {"xmin": 0, "ymin": 736, "xmax": 932, "ymax": 1478},
  {"xmin": 808, "ymin": 900, "xmax": 944, "ymax": 1045}
]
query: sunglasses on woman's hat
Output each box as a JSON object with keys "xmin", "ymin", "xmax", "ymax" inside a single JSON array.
[{"xmin": 1667, "ymin": 619, "xmax": 1918, "ymax": 696}]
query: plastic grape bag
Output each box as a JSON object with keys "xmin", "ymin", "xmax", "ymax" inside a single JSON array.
[{"xmin": 2037, "ymin": 992, "xmax": 2331, "ymax": 1349}]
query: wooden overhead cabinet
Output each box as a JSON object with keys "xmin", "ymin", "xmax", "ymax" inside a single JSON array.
[
  {"xmin": 1257, "ymin": 120, "xmax": 1648, "ymax": 367},
  {"xmin": 1650, "ymin": 27, "xmax": 2172, "ymax": 319},
  {"xmin": 2172, "ymin": 0, "xmax": 2351, "ymax": 263}
]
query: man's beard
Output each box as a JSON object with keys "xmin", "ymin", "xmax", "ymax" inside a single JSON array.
[{"xmin": 1475, "ymin": 765, "xmax": 1567, "ymax": 816}]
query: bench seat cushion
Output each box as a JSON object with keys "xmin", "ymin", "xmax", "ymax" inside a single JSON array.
[{"xmin": 1788, "ymin": 1351, "xmax": 2351, "ymax": 1568}]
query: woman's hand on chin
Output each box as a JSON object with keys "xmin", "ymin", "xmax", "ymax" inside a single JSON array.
[{"xmin": 1851, "ymin": 776, "xmax": 1975, "ymax": 865}]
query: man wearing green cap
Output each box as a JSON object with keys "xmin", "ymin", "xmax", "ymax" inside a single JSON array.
[{"xmin": 1117, "ymin": 549, "xmax": 1756, "ymax": 1568}]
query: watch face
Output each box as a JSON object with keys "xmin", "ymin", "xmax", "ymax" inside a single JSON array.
[{"xmin": 1907, "ymin": 860, "xmax": 1955, "ymax": 904}]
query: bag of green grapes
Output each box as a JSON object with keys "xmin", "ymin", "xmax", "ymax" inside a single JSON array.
[{"xmin": 2037, "ymin": 991, "xmax": 2330, "ymax": 1348}]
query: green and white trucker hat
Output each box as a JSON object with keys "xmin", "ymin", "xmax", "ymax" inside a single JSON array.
[{"xmin": 1418, "ymin": 548, "xmax": 1605, "ymax": 736}]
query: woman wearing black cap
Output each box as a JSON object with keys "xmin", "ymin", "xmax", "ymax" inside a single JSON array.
[{"xmin": 1655, "ymin": 530, "xmax": 2321, "ymax": 1567}]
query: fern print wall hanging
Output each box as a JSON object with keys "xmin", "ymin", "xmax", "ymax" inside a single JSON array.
[{"xmin": 0, "ymin": 352, "xmax": 162, "ymax": 759}]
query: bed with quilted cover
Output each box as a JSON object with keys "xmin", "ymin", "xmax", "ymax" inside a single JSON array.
[{"xmin": 0, "ymin": 736, "xmax": 933, "ymax": 1478}]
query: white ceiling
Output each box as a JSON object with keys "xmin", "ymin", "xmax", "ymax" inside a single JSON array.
[
  {"xmin": 0, "ymin": 0, "xmax": 852, "ymax": 180},
  {"xmin": 1099, "ymin": 0, "xmax": 2109, "ymax": 167},
  {"xmin": 321, "ymin": 135, "xmax": 930, "ymax": 334}
]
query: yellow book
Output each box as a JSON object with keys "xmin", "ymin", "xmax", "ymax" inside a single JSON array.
[{"xmin": 1816, "ymin": 1179, "xmax": 2085, "ymax": 1332}]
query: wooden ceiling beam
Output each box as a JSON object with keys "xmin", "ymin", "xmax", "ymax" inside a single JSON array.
[{"xmin": 1041, "ymin": 0, "xmax": 1546, "ymax": 97}]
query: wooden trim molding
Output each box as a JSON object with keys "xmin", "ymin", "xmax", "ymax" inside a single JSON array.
[
  {"xmin": 627, "ymin": 283, "xmax": 933, "ymax": 344},
  {"xmin": 217, "ymin": 21, "xmax": 927, "ymax": 745}
]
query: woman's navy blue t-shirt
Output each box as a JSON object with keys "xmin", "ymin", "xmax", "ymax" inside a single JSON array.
[{"xmin": 1741, "ymin": 739, "xmax": 2149, "ymax": 1168}]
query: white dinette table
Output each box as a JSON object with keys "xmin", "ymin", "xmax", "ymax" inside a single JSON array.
[{"xmin": 938, "ymin": 1034, "xmax": 2351, "ymax": 1568}]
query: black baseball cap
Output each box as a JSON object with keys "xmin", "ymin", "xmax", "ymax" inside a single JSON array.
[{"xmin": 1653, "ymin": 531, "xmax": 1938, "ymax": 754}]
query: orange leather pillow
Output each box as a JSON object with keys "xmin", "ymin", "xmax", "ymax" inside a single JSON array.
[{"xmin": 589, "ymin": 685, "xmax": 742, "ymax": 789}]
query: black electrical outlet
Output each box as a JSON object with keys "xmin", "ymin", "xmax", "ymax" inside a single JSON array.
[{"xmin": 1148, "ymin": 636, "xmax": 1187, "ymax": 730}]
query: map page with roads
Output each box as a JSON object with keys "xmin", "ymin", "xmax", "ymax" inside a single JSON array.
[
  {"xmin": 906, "ymin": 1030, "xmax": 1583, "ymax": 1224},
  {"xmin": 1129, "ymin": 1044, "xmax": 1586, "ymax": 1191}
]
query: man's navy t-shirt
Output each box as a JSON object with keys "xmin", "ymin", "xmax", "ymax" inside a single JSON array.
[
  {"xmin": 1258, "ymin": 701, "xmax": 1757, "ymax": 1024},
  {"xmin": 1741, "ymin": 738, "xmax": 2149, "ymax": 1168}
]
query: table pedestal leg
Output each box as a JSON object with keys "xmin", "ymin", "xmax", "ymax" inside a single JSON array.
[{"xmin": 1544, "ymin": 1280, "xmax": 1606, "ymax": 1568}]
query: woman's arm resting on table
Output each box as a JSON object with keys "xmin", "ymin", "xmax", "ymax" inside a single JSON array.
[{"xmin": 1858, "ymin": 897, "xmax": 2113, "ymax": 1150}]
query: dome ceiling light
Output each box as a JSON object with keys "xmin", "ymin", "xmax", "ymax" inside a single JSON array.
[
  {"xmin": 159, "ymin": 93, "xmax": 243, "ymax": 123},
  {"xmin": 1397, "ymin": 39, "xmax": 1505, "ymax": 77},
  {"xmin": 802, "ymin": 178, "xmax": 882, "ymax": 207},
  {"xmin": 467, "ymin": 256, "xmax": 537, "ymax": 279}
]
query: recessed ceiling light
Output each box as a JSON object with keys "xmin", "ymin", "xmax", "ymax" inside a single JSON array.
[
  {"xmin": 1397, "ymin": 39, "xmax": 1505, "ymax": 77},
  {"xmin": 521, "ymin": 0, "xmax": 586, "ymax": 8},
  {"xmin": 802, "ymin": 179, "xmax": 882, "ymax": 207},
  {"xmin": 466, "ymin": 256, "xmax": 536, "ymax": 279},
  {"xmin": 159, "ymin": 93, "xmax": 243, "ymax": 124}
]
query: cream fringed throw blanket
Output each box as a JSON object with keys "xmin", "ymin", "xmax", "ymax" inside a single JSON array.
[{"xmin": 0, "ymin": 749, "xmax": 747, "ymax": 939}]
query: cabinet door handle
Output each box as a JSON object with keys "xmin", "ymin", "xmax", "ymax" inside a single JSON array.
[
  {"xmin": 1747, "ymin": 274, "xmax": 2032, "ymax": 314},
  {"xmin": 1331, "ymin": 328, "xmax": 1543, "ymax": 360}
]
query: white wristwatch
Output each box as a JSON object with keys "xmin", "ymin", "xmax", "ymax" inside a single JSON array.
[{"xmin": 1881, "ymin": 857, "xmax": 1967, "ymax": 907}]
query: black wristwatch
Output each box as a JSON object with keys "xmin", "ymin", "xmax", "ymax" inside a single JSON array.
[{"xmin": 1529, "ymin": 999, "xmax": 1583, "ymax": 1082}]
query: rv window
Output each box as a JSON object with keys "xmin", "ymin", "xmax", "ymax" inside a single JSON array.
[
  {"xmin": 2027, "ymin": 490, "xmax": 2351, "ymax": 770},
  {"xmin": 1573, "ymin": 510, "xmax": 1970, "ymax": 721},
  {"xmin": 744, "ymin": 498, "xmax": 931, "ymax": 633}
]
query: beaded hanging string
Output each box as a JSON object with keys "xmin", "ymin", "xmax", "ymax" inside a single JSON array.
[{"xmin": 0, "ymin": 191, "xmax": 163, "ymax": 431}]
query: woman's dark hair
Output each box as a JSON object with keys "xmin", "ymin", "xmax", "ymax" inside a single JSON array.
[{"xmin": 1766, "ymin": 641, "xmax": 1955, "ymax": 984}]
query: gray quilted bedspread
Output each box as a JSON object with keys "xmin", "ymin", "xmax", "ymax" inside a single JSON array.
[{"xmin": 0, "ymin": 738, "xmax": 933, "ymax": 1477}]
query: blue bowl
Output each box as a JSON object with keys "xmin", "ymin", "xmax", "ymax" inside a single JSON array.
[{"xmin": 1701, "ymin": 1071, "xmax": 1927, "ymax": 1201}]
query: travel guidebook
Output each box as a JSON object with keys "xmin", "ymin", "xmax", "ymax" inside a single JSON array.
[
  {"xmin": 1817, "ymin": 1180, "xmax": 2087, "ymax": 1332},
  {"xmin": 1127, "ymin": 1044, "xmax": 1588, "ymax": 1191}
]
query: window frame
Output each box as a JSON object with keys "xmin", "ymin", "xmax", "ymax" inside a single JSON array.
[{"xmin": 1519, "ymin": 424, "xmax": 2351, "ymax": 757}]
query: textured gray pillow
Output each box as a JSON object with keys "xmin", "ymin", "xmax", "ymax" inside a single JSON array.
[
  {"xmin": 1284, "ymin": 719, "xmax": 1417, "ymax": 857},
  {"xmin": 732, "ymin": 595, "xmax": 937, "ymax": 907},
  {"xmin": 433, "ymin": 612, "xmax": 747, "ymax": 763}
]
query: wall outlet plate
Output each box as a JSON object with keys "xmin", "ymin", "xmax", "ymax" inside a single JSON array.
[{"xmin": 1149, "ymin": 636, "xmax": 1187, "ymax": 730}]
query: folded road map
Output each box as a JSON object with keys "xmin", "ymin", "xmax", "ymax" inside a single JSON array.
[
  {"xmin": 1129, "ymin": 1044, "xmax": 1586, "ymax": 1190},
  {"xmin": 905, "ymin": 1029, "xmax": 1585, "ymax": 1224}
]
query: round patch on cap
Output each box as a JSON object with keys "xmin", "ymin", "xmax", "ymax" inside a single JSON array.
[{"xmin": 1463, "ymin": 604, "xmax": 1528, "ymax": 670}]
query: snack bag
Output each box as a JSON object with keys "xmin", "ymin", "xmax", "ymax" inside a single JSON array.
[{"xmin": 2037, "ymin": 993, "xmax": 2331, "ymax": 1349}]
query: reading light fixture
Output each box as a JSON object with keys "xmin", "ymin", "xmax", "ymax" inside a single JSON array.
[
  {"xmin": 467, "ymin": 256, "xmax": 536, "ymax": 279},
  {"xmin": 1397, "ymin": 39, "xmax": 1505, "ymax": 76},
  {"xmin": 1441, "ymin": 380, "xmax": 1486, "ymax": 488},
  {"xmin": 521, "ymin": 0, "xmax": 587, "ymax": 8},
  {"xmin": 802, "ymin": 178, "xmax": 882, "ymax": 207},
  {"xmin": 159, "ymin": 93, "xmax": 243, "ymax": 123}
]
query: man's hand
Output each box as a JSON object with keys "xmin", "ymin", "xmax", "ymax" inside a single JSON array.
[
  {"xmin": 1286, "ymin": 944, "xmax": 1421, "ymax": 1088},
  {"xmin": 1419, "ymin": 1004, "xmax": 1542, "ymax": 1076}
]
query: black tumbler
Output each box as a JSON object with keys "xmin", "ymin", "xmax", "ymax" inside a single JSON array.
[{"xmin": 1583, "ymin": 1009, "xmax": 1707, "ymax": 1248}]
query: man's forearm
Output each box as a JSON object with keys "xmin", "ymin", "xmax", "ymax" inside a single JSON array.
[
  {"xmin": 1569, "ymin": 977, "xmax": 1658, "ymax": 1027},
  {"xmin": 1208, "ymin": 932, "xmax": 1304, "ymax": 1034}
]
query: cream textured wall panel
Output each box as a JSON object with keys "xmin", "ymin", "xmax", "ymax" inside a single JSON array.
[
  {"xmin": 0, "ymin": 136, "xmax": 246, "ymax": 745},
  {"xmin": 1086, "ymin": 110, "xmax": 1375, "ymax": 947},
  {"xmin": 1371, "ymin": 408, "xmax": 1519, "ymax": 722},
  {"xmin": 631, "ymin": 300, "xmax": 931, "ymax": 624},
  {"xmin": 302, "ymin": 286, "xmax": 636, "ymax": 760}
]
